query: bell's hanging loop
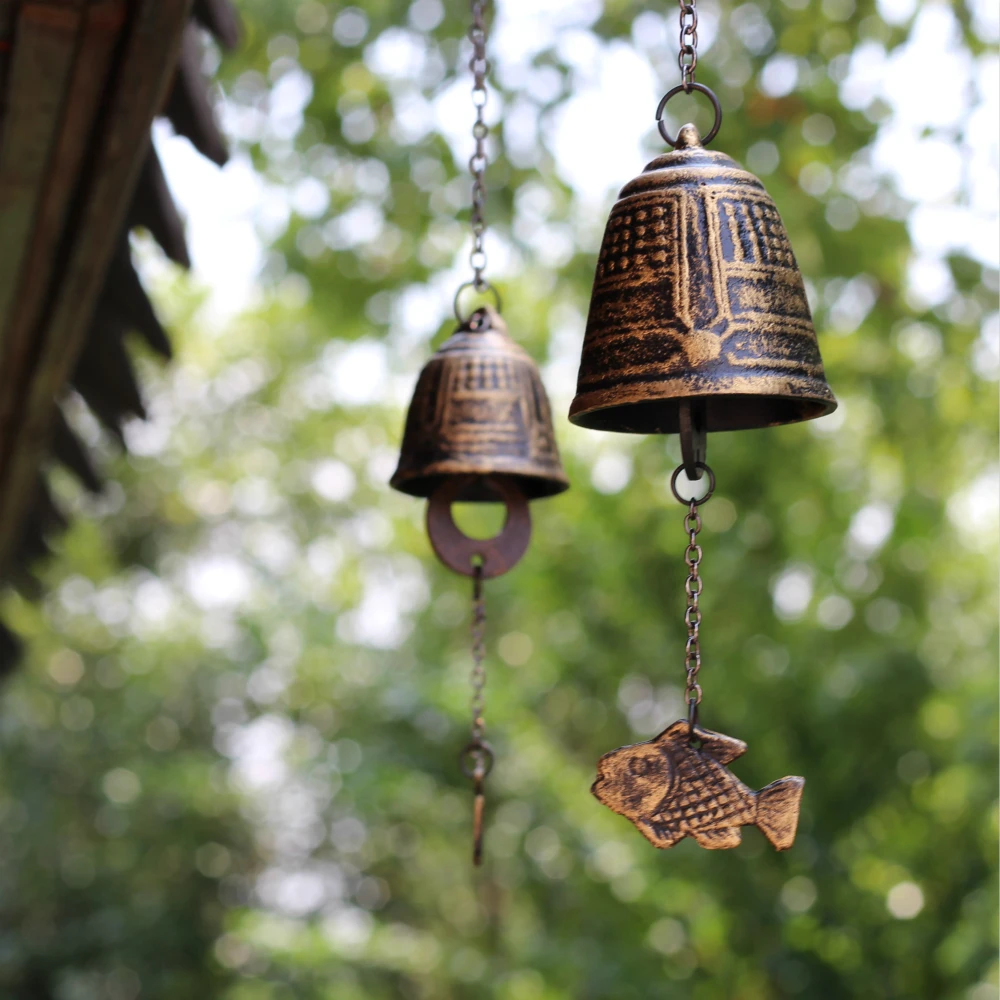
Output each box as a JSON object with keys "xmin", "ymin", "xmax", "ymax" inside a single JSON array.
[
  {"xmin": 656, "ymin": 83, "xmax": 723, "ymax": 148},
  {"xmin": 454, "ymin": 280, "xmax": 502, "ymax": 324}
]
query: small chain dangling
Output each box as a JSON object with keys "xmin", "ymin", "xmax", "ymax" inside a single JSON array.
[
  {"xmin": 460, "ymin": 564, "xmax": 494, "ymax": 866},
  {"xmin": 467, "ymin": 0, "xmax": 491, "ymax": 292},
  {"xmin": 683, "ymin": 499, "xmax": 704, "ymax": 726},
  {"xmin": 677, "ymin": 0, "xmax": 699, "ymax": 91},
  {"xmin": 654, "ymin": 0, "xmax": 721, "ymax": 149},
  {"xmin": 670, "ymin": 462, "xmax": 715, "ymax": 735},
  {"xmin": 454, "ymin": 0, "xmax": 501, "ymax": 321}
]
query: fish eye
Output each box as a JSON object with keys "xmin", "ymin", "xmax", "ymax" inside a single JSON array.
[{"xmin": 628, "ymin": 756, "xmax": 650, "ymax": 777}]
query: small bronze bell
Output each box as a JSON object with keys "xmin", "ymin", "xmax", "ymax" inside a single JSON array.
[
  {"xmin": 391, "ymin": 305, "xmax": 568, "ymax": 503},
  {"xmin": 570, "ymin": 123, "xmax": 837, "ymax": 435}
]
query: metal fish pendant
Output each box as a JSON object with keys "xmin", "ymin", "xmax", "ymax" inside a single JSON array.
[{"xmin": 591, "ymin": 721, "xmax": 804, "ymax": 851}]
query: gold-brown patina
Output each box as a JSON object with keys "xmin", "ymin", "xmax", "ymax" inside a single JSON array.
[
  {"xmin": 592, "ymin": 721, "xmax": 804, "ymax": 851},
  {"xmin": 392, "ymin": 306, "xmax": 568, "ymax": 503},
  {"xmin": 570, "ymin": 124, "xmax": 837, "ymax": 435}
]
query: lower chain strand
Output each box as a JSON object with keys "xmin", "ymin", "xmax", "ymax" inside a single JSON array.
[
  {"xmin": 670, "ymin": 461, "xmax": 714, "ymax": 736},
  {"xmin": 468, "ymin": 565, "xmax": 490, "ymax": 865}
]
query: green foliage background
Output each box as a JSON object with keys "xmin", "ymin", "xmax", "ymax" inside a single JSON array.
[{"xmin": 1, "ymin": 1, "xmax": 997, "ymax": 998}]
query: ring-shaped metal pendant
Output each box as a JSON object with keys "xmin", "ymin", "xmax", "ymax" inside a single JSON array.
[
  {"xmin": 426, "ymin": 475, "xmax": 531, "ymax": 578},
  {"xmin": 656, "ymin": 83, "xmax": 723, "ymax": 147},
  {"xmin": 454, "ymin": 280, "xmax": 503, "ymax": 324},
  {"xmin": 460, "ymin": 740, "xmax": 495, "ymax": 780},
  {"xmin": 670, "ymin": 462, "xmax": 716, "ymax": 506}
]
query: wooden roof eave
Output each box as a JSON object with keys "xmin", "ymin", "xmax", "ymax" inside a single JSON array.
[{"xmin": 0, "ymin": 0, "xmax": 240, "ymax": 673}]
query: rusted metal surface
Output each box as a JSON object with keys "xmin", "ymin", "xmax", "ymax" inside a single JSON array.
[
  {"xmin": 569, "ymin": 123, "xmax": 837, "ymax": 435},
  {"xmin": 391, "ymin": 305, "xmax": 568, "ymax": 503},
  {"xmin": 426, "ymin": 475, "xmax": 531, "ymax": 579},
  {"xmin": 592, "ymin": 721, "xmax": 804, "ymax": 851}
]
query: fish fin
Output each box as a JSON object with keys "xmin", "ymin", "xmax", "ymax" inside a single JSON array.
[
  {"xmin": 691, "ymin": 827, "xmax": 742, "ymax": 850},
  {"xmin": 691, "ymin": 826, "xmax": 743, "ymax": 851},
  {"xmin": 638, "ymin": 821, "xmax": 683, "ymax": 850},
  {"xmin": 693, "ymin": 727, "xmax": 748, "ymax": 766},
  {"xmin": 651, "ymin": 720, "xmax": 689, "ymax": 746},
  {"xmin": 755, "ymin": 776, "xmax": 805, "ymax": 851}
]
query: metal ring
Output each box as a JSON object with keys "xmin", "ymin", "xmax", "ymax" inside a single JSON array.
[
  {"xmin": 426, "ymin": 475, "xmax": 532, "ymax": 579},
  {"xmin": 656, "ymin": 83, "xmax": 723, "ymax": 147},
  {"xmin": 670, "ymin": 462, "xmax": 715, "ymax": 506},
  {"xmin": 454, "ymin": 281, "xmax": 502, "ymax": 323},
  {"xmin": 460, "ymin": 740, "xmax": 495, "ymax": 779}
]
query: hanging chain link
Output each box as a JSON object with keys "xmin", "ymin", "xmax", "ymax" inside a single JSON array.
[
  {"xmin": 677, "ymin": 0, "xmax": 698, "ymax": 90},
  {"xmin": 470, "ymin": 565, "xmax": 487, "ymax": 747},
  {"xmin": 683, "ymin": 500, "xmax": 704, "ymax": 722},
  {"xmin": 467, "ymin": 0, "xmax": 491, "ymax": 290},
  {"xmin": 670, "ymin": 462, "xmax": 715, "ymax": 734},
  {"xmin": 657, "ymin": 0, "xmax": 721, "ymax": 148},
  {"xmin": 460, "ymin": 563, "xmax": 494, "ymax": 866}
]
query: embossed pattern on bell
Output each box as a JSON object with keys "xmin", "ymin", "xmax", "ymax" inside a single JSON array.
[
  {"xmin": 570, "ymin": 128, "xmax": 837, "ymax": 434},
  {"xmin": 391, "ymin": 307, "xmax": 569, "ymax": 501}
]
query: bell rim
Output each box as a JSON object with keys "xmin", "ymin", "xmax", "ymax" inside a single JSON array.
[
  {"xmin": 390, "ymin": 464, "xmax": 570, "ymax": 501},
  {"xmin": 569, "ymin": 379, "xmax": 837, "ymax": 434}
]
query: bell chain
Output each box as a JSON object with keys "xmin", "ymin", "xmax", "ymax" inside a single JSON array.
[
  {"xmin": 468, "ymin": 0, "xmax": 491, "ymax": 290},
  {"xmin": 466, "ymin": 565, "xmax": 492, "ymax": 866},
  {"xmin": 683, "ymin": 500, "xmax": 704, "ymax": 723},
  {"xmin": 678, "ymin": 0, "xmax": 698, "ymax": 89}
]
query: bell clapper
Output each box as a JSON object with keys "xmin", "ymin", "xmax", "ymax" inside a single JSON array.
[
  {"xmin": 678, "ymin": 399, "xmax": 707, "ymax": 482},
  {"xmin": 425, "ymin": 475, "xmax": 532, "ymax": 580}
]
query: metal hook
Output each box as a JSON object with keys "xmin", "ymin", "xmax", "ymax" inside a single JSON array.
[{"xmin": 678, "ymin": 399, "xmax": 707, "ymax": 481}]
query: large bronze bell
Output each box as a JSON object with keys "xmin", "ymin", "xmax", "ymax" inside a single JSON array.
[
  {"xmin": 570, "ymin": 123, "xmax": 837, "ymax": 436},
  {"xmin": 391, "ymin": 305, "xmax": 567, "ymax": 577}
]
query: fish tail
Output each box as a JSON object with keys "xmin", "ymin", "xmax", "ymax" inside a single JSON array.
[{"xmin": 754, "ymin": 776, "xmax": 805, "ymax": 851}]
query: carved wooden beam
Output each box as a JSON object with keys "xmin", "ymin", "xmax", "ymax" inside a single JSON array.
[{"xmin": 0, "ymin": 0, "xmax": 193, "ymax": 576}]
